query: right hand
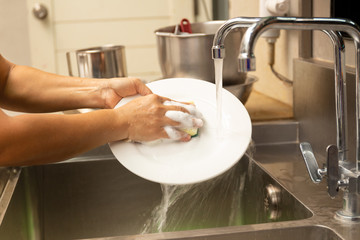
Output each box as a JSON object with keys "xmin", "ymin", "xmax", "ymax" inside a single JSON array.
[{"xmin": 116, "ymin": 94, "xmax": 203, "ymax": 142}]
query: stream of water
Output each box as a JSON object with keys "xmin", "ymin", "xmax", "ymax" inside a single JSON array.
[
  {"xmin": 214, "ymin": 58, "xmax": 224, "ymax": 136},
  {"xmin": 141, "ymin": 143, "xmax": 255, "ymax": 233}
]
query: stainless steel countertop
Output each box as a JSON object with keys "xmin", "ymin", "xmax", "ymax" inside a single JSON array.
[{"xmin": 0, "ymin": 167, "xmax": 21, "ymax": 225}]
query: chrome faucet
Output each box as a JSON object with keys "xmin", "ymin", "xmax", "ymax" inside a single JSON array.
[
  {"xmin": 212, "ymin": 16, "xmax": 360, "ymax": 221},
  {"xmin": 211, "ymin": 17, "xmax": 260, "ymax": 59}
]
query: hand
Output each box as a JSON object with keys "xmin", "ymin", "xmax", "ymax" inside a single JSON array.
[
  {"xmin": 102, "ymin": 78, "xmax": 152, "ymax": 109},
  {"xmin": 116, "ymin": 94, "xmax": 203, "ymax": 142}
]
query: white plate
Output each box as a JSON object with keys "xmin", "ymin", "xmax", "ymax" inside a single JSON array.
[{"xmin": 109, "ymin": 78, "xmax": 252, "ymax": 185}]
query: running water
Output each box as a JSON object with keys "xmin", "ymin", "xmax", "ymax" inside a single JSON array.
[
  {"xmin": 214, "ymin": 58, "xmax": 224, "ymax": 136},
  {"xmin": 141, "ymin": 143, "xmax": 256, "ymax": 233},
  {"xmin": 141, "ymin": 184, "xmax": 193, "ymax": 233}
]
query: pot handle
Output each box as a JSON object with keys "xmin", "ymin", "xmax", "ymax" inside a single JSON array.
[{"xmin": 180, "ymin": 18, "xmax": 192, "ymax": 33}]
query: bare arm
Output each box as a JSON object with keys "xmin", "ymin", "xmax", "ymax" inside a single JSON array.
[
  {"xmin": 0, "ymin": 109, "xmax": 125, "ymax": 166},
  {"xmin": 0, "ymin": 55, "xmax": 150, "ymax": 112},
  {"xmin": 0, "ymin": 55, "xmax": 196, "ymax": 166},
  {"xmin": 0, "ymin": 93, "xmax": 194, "ymax": 166}
]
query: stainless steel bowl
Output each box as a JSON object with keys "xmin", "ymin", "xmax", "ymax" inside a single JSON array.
[
  {"xmin": 224, "ymin": 76, "xmax": 258, "ymax": 104},
  {"xmin": 66, "ymin": 45, "xmax": 127, "ymax": 78},
  {"xmin": 155, "ymin": 21, "xmax": 247, "ymax": 85}
]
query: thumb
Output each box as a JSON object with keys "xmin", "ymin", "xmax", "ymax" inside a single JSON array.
[{"xmin": 133, "ymin": 79, "xmax": 152, "ymax": 96}]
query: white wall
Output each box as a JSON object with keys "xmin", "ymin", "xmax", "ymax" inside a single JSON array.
[{"xmin": 0, "ymin": 0, "xmax": 31, "ymax": 65}]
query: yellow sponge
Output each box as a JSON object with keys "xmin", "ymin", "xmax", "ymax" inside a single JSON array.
[
  {"xmin": 181, "ymin": 101, "xmax": 200, "ymax": 138},
  {"xmin": 182, "ymin": 128, "xmax": 199, "ymax": 137}
]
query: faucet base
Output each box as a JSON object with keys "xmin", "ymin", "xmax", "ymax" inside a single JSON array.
[
  {"xmin": 335, "ymin": 210, "xmax": 360, "ymax": 222},
  {"xmin": 335, "ymin": 192, "xmax": 360, "ymax": 222}
]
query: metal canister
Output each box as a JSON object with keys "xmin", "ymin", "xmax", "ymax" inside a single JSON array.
[{"xmin": 66, "ymin": 45, "xmax": 127, "ymax": 78}]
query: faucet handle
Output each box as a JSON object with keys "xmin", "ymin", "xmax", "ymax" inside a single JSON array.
[
  {"xmin": 326, "ymin": 145, "xmax": 339, "ymax": 198},
  {"xmin": 300, "ymin": 142, "xmax": 340, "ymax": 198},
  {"xmin": 300, "ymin": 142, "xmax": 323, "ymax": 183}
]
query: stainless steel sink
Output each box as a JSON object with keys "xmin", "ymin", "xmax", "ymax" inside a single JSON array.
[
  {"xmin": 194, "ymin": 226, "xmax": 342, "ymax": 240},
  {"xmin": 104, "ymin": 225, "xmax": 343, "ymax": 240},
  {"xmin": 0, "ymin": 167, "xmax": 20, "ymax": 225},
  {"xmin": 0, "ymin": 146, "xmax": 311, "ymax": 240},
  {"xmin": 196, "ymin": 225, "xmax": 343, "ymax": 240}
]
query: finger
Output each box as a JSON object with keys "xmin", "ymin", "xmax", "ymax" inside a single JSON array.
[
  {"xmin": 164, "ymin": 105, "xmax": 190, "ymax": 115},
  {"xmin": 163, "ymin": 101, "xmax": 203, "ymax": 118},
  {"xmin": 164, "ymin": 126, "xmax": 191, "ymax": 142},
  {"xmin": 163, "ymin": 101, "xmax": 191, "ymax": 114},
  {"xmin": 163, "ymin": 99, "xmax": 193, "ymax": 105},
  {"xmin": 180, "ymin": 134, "xmax": 192, "ymax": 142},
  {"xmin": 158, "ymin": 96, "xmax": 174, "ymax": 103},
  {"xmin": 165, "ymin": 111, "xmax": 204, "ymax": 128}
]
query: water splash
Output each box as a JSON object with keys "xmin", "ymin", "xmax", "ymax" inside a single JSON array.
[
  {"xmin": 141, "ymin": 145, "xmax": 256, "ymax": 233},
  {"xmin": 141, "ymin": 184, "xmax": 192, "ymax": 233},
  {"xmin": 141, "ymin": 59, "xmax": 255, "ymax": 234}
]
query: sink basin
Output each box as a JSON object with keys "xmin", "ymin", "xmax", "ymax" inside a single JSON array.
[
  {"xmin": 0, "ymin": 167, "xmax": 20, "ymax": 225},
  {"xmin": 117, "ymin": 225, "xmax": 343, "ymax": 240},
  {"xmin": 0, "ymin": 152, "xmax": 311, "ymax": 240},
  {"xmin": 199, "ymin": 225, "xmax": 343, "ymax": 240}
]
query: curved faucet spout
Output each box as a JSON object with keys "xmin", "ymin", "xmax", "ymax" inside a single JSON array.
[
  {"xmin": 237, "ymin": 16, "xmax": 360, "ymax": 220},
  {"xmin": 238, "ymin": 17, "xmax": 360, "ymax": 165},
  {"xmin": 212, "ymin": 17, "xmax": 260, "ymax": 60},
  {"xmin": 239, "ymin": 17, "xmax": 360, "ymax": 72},
  {"xmin": 237, "ymin": 18, "xmax": 351, "ymax": 72}
]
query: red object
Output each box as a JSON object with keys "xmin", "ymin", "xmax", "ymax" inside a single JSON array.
[{"xmin": 180, "ymin": 18, "xmax": 192, "ymax": 33}]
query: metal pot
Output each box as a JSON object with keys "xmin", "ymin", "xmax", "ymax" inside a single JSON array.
[
  {"xmin": 224, "ymin": 76, "xmax": 258, "ymax": 104},
  {"xmin": 66, "ymin": 45, "xmax": 127, "ymax": 78},
  {"xmin": 155, "ymin": 21, "xmax": 247, "ymax": 85}
]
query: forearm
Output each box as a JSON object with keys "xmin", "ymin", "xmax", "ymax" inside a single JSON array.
[
  {"xmin": 1, "ymin": 64, "xmax": 107, "ymax": 112},
  {"xmin": 0, "ymin": 110, "xmax": 127, "ymax": 166}
]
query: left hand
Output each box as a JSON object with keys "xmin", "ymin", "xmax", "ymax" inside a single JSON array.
[{"xmin": 101, "ymin": 78, "xmax": 152, "ymax": 109}]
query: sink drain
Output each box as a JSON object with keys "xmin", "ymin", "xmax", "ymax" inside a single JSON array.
[{"xmin": 264, "ymin": 184, "xmax": 282, "ymax": 220}]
